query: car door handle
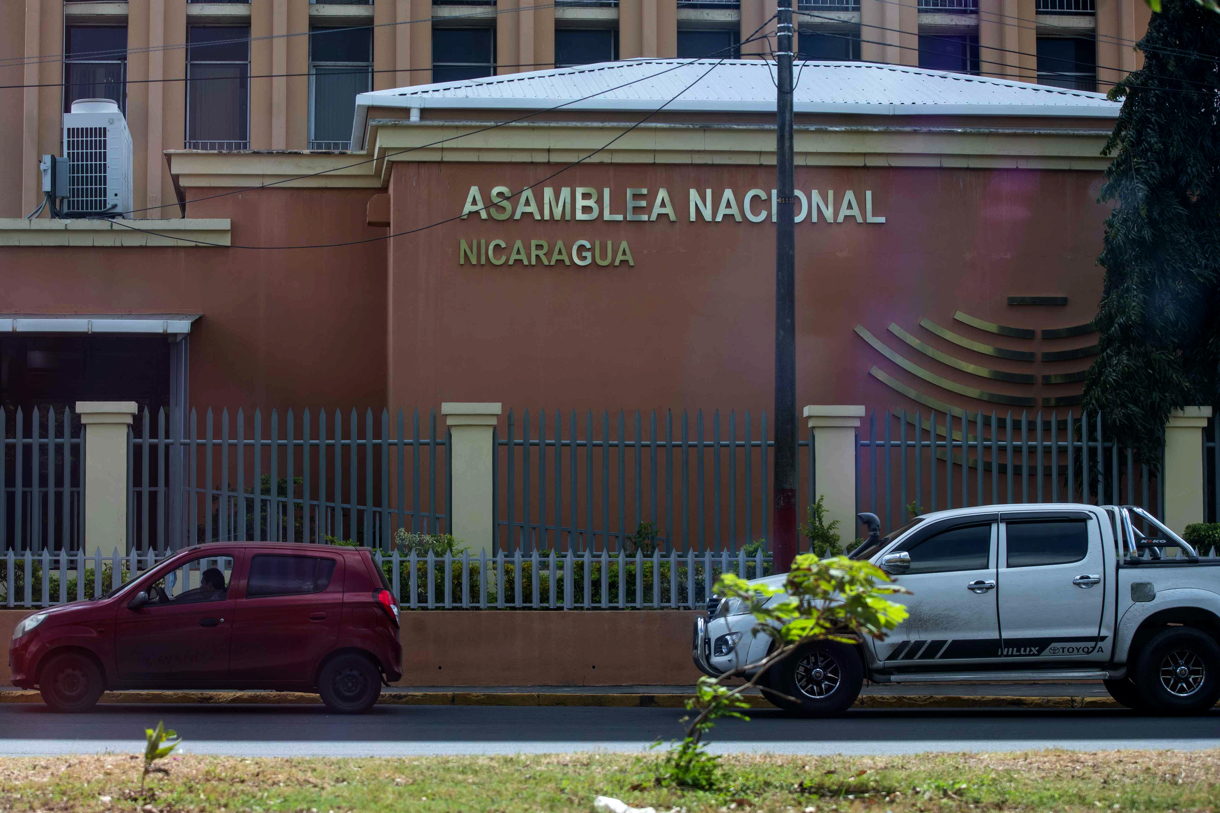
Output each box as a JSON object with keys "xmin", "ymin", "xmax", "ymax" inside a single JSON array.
[
  {"xmin": 1073, "ymin": 575, "xmax": 1101, "ymax": 588},
  {"xmin": 309, "ymin": 612, "xmax": 328, "ymax": 621},
  {"xmin": 199, "ymin": 617, "xmax": 222, "ymax": 628},
  {"xmin": 967, "ymin": 579, "xmax": 996, "ymax": 594}
]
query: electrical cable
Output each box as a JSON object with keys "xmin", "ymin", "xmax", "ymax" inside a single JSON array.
[
  {"xmin": 116, "ymin": 30, "xmax": 773, "ymax": 218},
  {"xmin": 105, "ymin": 25, "xmax": 776, "ymax": 248}
]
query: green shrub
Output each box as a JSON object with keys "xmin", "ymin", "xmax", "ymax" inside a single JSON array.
[
  {"xmin": 1183, "ymin": 523, "xmax": 1220, "ymax": 557},
  {"xmin": 0, "ymin": 561, "xmax": 130, "ymax": 605},
  {"xmin": 799, "ymin": 495, "xmax": 842, "ymax": 557}
]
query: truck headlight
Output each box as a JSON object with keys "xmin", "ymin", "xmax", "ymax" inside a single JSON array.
[
  {"xmin": 713, "ymin": 632, "xmax": 743, "ymax": 656},
  {"xmin": 12, "ymin": 612, "xmax": 47, "ymax": 640}
]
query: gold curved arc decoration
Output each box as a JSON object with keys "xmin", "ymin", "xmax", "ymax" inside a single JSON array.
[
  {"xmin": 954, "ymin": 311, "xmax": 1036, "ymax": 339},
  {"xmin": 1041, "ymin": 323, "xmax": 1096, "ymax": 339},
  {"xmin": 870, "ymin": 367, "xmax": 1072, "ymax": 430},
  {"xmin": 857, "ymin": 327, "xmax": 1037, "ymax": 406},
  {"xmin": 919, "ymin": 319, "xmax": 1036, "ymax": 361},
  {"xmin": 1042, "ymin": 345, "xmax": 1099, "ymax": 362},
  {"xmin": 887, "ymin": 323, "xmax": 1036, "ymax": 384},
  {"xmin": 1042, "ymin": 370, "xmax": 1088, "ymax": 384}
]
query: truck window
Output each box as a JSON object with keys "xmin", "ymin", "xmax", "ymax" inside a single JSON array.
[
  {"xmin": 896, "ymin": 523, "xmax": 991, "ymax": 574},
  {"xmin": 1005, "ymin": 520, "xmax": 1089, "ymax": 568}
]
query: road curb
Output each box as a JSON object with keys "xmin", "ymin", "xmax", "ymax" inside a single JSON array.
[{"xmin": 0, "ymin": 689, "xmax": 1121, "ymax": 709}]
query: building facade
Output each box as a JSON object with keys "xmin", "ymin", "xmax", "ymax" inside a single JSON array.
[{"xmin": 2, "ymin": 0, "xmax": 1148, "ymax": 220}]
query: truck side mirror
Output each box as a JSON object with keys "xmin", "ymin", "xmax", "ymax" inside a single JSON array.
[
  {"xmin": 880, "ymin": 551, "xmax": 911, "ymax": 575},
  {"xmin": 128, "ymin": 591, "xmax": 149, "ymax": 611}
]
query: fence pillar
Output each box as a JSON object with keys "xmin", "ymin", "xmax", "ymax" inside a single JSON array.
[
  {"xmin": 1164, "ymin": 406, "xmax": 1212, "ymax": 534},
  {"xmin": 803, "ymin": 405, "xmax": 866, "ymax": 545},
  {"xmin": 77, "ymin": 401, "xmax": 138, "ymax": 556},
  {"xmin": 442, "ymin": 402, "xmax": 501, "ymax": 554}
]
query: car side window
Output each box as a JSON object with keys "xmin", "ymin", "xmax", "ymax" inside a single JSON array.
[
  {"xmin": 148, "ymin": 555, "xmax": 234, "ymax": 606},
  {"xmin": 246, "ymin": 555, "xmax": 337, "ymax": 599},
  {"xmin": 1005, "ymin": 520, "xmax": 1089, "ymax": 568},
  {"xmin": 896, "ymin": 523, "xmax": 991, "ymax": 574}
]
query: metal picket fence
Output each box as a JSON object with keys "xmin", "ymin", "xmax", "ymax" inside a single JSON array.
[
  {"xmin": 0, "ymin": 406, "xmax": 84, "ymax": 552},
  {"xmin": 859, "ymin": 408, "xmax": 1162, "ymax": 534},
  {"xmin": 0, "ymin": 546, "xmax": 770, "ymax": 610},
  {"xmin": 496, "ymin": 409, "xmax": 820, "ymax": 554},
  {"xmin": 128, "ymin": 407, "xmax": 449, "ymax": 552}
]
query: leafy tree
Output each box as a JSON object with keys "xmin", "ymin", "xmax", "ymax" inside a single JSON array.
[{"xmin": 1084, "ymin": 0, "xmax": 1220, "ymax": 466}]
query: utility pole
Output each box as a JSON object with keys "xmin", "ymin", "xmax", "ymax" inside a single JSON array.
[{"xmin": 772, "ymin": 0, "xmax": 798, "ymax": 573}]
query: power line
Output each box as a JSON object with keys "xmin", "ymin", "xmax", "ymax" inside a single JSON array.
[
  {"xmin": 118, "ymin": 36, "xmax": 770, "ymax": 218},
  {"xmin": 107, "ymin": 26, "xmax": 774, "ymax": 244},
  {"xmin": 0, "ymin": 2, "xmax": 564, "ymax": 68},
  {"xmin": 798, "ymin": 8, "xmax": 1220, "ymax": 92}
]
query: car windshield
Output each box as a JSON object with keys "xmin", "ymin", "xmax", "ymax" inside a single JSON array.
[{"xmin": 848, "ymin": 516, "xmax": 925, "ymax": 561}]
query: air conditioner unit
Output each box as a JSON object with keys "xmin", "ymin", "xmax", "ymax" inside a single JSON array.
[{"xmin": 61, "ymin": 98, "xmax": 133, "ymax": 218}]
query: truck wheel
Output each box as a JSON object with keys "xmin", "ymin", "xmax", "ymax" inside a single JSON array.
[
  {"xmin": 1133, "ymin": 628, "xmax": 1220, "ymax": 716},
  {"xmin": 767, "ymin": 641, "xmax": 863, "ymax": 718},
  {"xmin": 39, "ymin": 652, "xmax": 104, "ymax": 713},
  {"xmin": 318, "ymin": 654, "xmax": 382, "ymax": 714},
  {"xmin": 1102, "ymin": 678, "xmax": 1148, "ymax": 712}
]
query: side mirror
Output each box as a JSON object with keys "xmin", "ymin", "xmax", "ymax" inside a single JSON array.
[
  {"xmin": 128, "ymin": 591, "xmax": 149, "ymax": 611},
  {"xmin": 880, "ymin": 551, "xmax": 911, "ymax": 575}
]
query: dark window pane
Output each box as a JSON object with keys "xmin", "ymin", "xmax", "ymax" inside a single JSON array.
[
  {"xmin": 65, "ymin": 61, "xmax": 126, "ymax": 112},
  {"xmin": 1037, "ymin": 37, "xmax": 1096, "ymax": 91},
  {"xmin": 247, "ymin": 555, "xmax": 337, "ymax": 598},
  {"xmin": 433, "ymin": 28, "xmax": 494, "ymax": 63},
  {"xmin": 311, "ymin": 26, "xmax": 373, "ymax": 63},
  {"xmin": 899, "ymin": 523, "xmax": 991, "ymax": 574},
  {"xmin": 66, "ymin": 26, "xmax": 127, "ymax": 58},
  {"xmin": 555, "ymin": 29, "xmax": 618, "ymax": 67},
  {"xmin": 187, "ymin": 62, "xmax": 249, "ymax": 146},
  {"xmin": 312, "ymin": 65, "xmax": 370, "ymax": 145},
  {"xmin": 798, "ymin": 31, "xmax": 860, "ymax": 61},
  {"xmin": 188, "ymin": 26, "xmax": 250, "ymax": 62},
  {"xmin": 918, "ymin": 34, "xmax": 979, "ymax": 74},
  {"xmin": 1006, "ymin": 521, "xmax": 1090, "ymax": 568},
  {"xmin": 676, "ymin": 29, "xmax": 740, "ymax": 59}
]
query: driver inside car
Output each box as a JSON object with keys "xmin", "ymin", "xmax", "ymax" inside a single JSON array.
[{"xmin": 152, "ymin": 567, "xmax": 227, "ymax": 605}]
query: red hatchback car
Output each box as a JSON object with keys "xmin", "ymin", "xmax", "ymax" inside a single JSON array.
[{"xmin": 8, "ymin": 543, "xmax": 402, "ymax": 714}]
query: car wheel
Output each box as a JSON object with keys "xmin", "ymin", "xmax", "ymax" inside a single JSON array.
[
  {"xmin": 767, "ymin": 641, "xmax": 863, "ymax": 718},
  {"xmin": 39, "ymin": 652, "xmax": 104, "ymax": 713},
  {"xmin": 1132, "ymin": 628, "xmax": 1220, "ymax": 716},
  {"xmin": 318, "ymin": 654, "xmax": 382, "ymax": 714},
  {"xmin": 1102, "ymin": 677, "xmax": 1148, "ymax": 712}
]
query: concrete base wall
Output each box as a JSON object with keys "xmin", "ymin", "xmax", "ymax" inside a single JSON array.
[{"xmin": 0, "ymin": 609, "xmax": 702, "ymax": 688}]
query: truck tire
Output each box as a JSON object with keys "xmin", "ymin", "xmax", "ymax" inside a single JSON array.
[
  {"xmin": 318, "ymin": 654, "xmax": 382, "ymax": 714},
  {"xmin": 1132, "ymin": 628, "xmax": 1220, "ymax": 716},
  {"xmin": 1102, "ymin": 678, "xmax": 1148, "ymax": 712},
  {"xmin": 765, "ymin": 641, "xmax": 863, "ymax": 717},
  {"xmin": 39, "ymin": 652, "xmax": 104, "ymax": 713}
]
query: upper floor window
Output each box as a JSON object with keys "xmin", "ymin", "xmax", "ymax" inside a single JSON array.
[
  {"xmin": 310, "ymin": 27, "xmax": 373, "ymax": 150},
  {"xmin": 186, "ymin": 26, "xmax": 250, "ymax": 150},
  {"xmin": 432, "ymin": 28, "xmax": 496, "ymax": 83},
  {"xmin": 554, "ymin": 29, "xmax": 618, "ymax": 68},
  {"xmin": 64, "ymin": 26, "xmax": 127, "ymax": 114},
  {"xmin": 1037, "ymin": 36, "xmax": 1096, "ymax": 91},
  {"xmin": 918, "ymin": 33, "xmax": 980, "ymax": 74},
  {"xmin": 798, "ymin": 30, "xmax": 861, "ymax": 61},
  {"xmin": 676, "ymin": 28, "xmax": 741, "ymax": 60}
]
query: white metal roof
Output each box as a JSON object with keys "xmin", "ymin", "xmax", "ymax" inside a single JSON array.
[{"xmin": 353, "ymin": 59, "xmax": 1120, "ymax": 149}]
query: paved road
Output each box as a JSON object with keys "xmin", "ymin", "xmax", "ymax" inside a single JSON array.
[{"xmin": 1, "ymin": 704, "xmax": 1217, "ymax": 757}]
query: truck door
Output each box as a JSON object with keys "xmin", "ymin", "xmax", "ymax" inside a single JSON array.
[
  {"xmin": 879, "ymin": 517, "xmax": 1001, "ymax": 666},
  {"xmin": 996, "ymin": 510, "xmax": 1109, "ymax": 663}
]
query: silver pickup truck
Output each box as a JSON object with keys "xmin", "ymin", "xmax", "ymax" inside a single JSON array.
[{"xmin": 694, "ymin": 503, "xmax": 1220, "ymax": 716}]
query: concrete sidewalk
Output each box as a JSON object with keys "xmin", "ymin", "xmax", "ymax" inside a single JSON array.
[{"xmin": 0, "ymin": 682, "xmax": 1122, "ymax": 709}]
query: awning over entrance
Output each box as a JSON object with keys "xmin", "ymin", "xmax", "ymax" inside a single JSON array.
[{"xmin": 0, "ymin": 314, "xmax": 200, "ymax": 334}]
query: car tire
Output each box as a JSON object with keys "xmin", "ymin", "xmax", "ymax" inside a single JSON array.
[
  {"xmin": 1102, "ymin": 677, "xmax": 1148, "ymax": 712},
  {"xmin": 318, "ymin": 654, "xmax": 382, "ymax": 714},
  {"xmin": 1132, "ymin": 627, "xmax": 1220, "ymax": 716},
  {"xmin": 766, "ymin": 641, "xmax": 863, "ymax": 718},
  {"xmin": 39, "ymin": 652, "xmax": 105, "ymax": 713},
  {"xmin": 757, "ymin": 666, "xmax": 803, "ymax": 713}
]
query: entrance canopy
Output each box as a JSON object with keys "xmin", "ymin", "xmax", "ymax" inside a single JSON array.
[{"xmin": 0, "ymin": 314, "xmax": 200, "ymax": 335}]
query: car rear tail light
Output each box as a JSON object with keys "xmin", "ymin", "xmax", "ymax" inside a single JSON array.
[{"xmin": 374, "ymin": 590, "xmax": 400, "ymax": 627}]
